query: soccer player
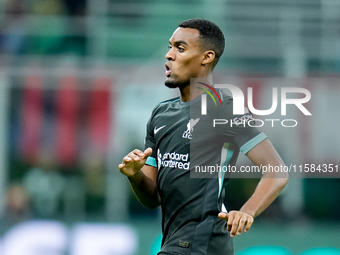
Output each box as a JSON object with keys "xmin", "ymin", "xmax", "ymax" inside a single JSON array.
[{"xmin": 119, "ymin": 18, "xmax": 288, "ymax": 255}]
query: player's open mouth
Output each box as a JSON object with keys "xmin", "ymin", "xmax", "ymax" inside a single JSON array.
[{"xmin": 165, "ymin": 64, "xmax": 171, "ymax": 76}]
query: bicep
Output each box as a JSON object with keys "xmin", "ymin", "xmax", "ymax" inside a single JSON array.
[{"xmin": 246, "ymin": 139, "xmax": 285, "ymax": 167}]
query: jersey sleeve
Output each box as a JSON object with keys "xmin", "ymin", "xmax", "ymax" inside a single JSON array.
[
  {"xmin": 219, "ymin": 98, "xmax": 267, "ymax": 155},
  {"xmin": 144, "ymin": 109, "xmax": 158, "ymax": 168}
]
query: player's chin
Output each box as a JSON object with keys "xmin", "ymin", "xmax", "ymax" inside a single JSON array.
[
  {"xmin": 165, "ymin": 78, "xmax": 179, "ymax": 88},
  {"xmin": 165, "ymin": 77, "xmax": 188, "ymax": 89}
]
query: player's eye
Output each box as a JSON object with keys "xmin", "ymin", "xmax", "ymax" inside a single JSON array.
[
  {"xmin": 168, "ymin": 45, "xmax": 172, "ymax": 50},
  {"xmin": 178, "ymin": 47, "xmax": 185, "ymax": 52}
]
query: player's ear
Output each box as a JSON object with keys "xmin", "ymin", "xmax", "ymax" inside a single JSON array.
[{"xmin": 202, "ymin": 50, "xmax": 215, "ymax": 65}]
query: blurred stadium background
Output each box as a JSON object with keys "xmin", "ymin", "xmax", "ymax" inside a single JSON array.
[{"xmin": 0, "ymin": 0, "xmax": 340, "ymax": 254}]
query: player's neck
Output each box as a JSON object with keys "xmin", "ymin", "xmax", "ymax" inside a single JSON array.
[{"xmin": 180, "ymin": 75, "xmax": 213, "ymax": 102}]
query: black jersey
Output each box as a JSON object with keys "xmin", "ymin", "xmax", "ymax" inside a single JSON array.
[{"xmin": 145, "ymin": 90, "xmax": 267, "ymax": 255}]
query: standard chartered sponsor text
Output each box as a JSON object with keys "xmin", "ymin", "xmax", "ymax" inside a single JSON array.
[{"xmin": 158, "ymin": 151, "xmax": 190, "ymax": 170}]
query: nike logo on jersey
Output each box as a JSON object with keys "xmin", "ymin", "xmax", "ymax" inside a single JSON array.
[{"xmin": 154, "ymin": 125, "xmax": 166, "ymax": 134}]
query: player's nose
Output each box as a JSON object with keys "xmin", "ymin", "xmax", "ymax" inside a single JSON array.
[{"xmin": 165, "ymin": 47, "xmax": 174, "ymax": 61}]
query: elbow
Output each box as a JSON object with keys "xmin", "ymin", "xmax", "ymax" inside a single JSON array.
[
  {"xmin": 264, "ymin": 171, "xmax": 289, "ymax": 190},
  {"xmin": 142, "ymin": 201, "xmax": 160, "ymax": 210},
  {"xmin": 140, "ymin": 196, "xmax": 161, "ymax": 209},
  {"xmin": 147, "ymin": 203, "xmax": 160, "ymax": 210},
  {"xmin": 263, "ymin": 169, "xmax": 289, "ymax": 187},
  {"xmin": 278, "ymin": 172, "xmax": 289, "ymax": 190}
]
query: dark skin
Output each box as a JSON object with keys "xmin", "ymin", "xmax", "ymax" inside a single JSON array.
[
  {"xmin": 119, "ymin": 27, "xmax": 289, "ymax": 238},
  {"xmin": 164, "ymin": 27, "xmax": 215, "ymax": 101}
]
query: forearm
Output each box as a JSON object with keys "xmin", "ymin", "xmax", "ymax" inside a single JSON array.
[
  {"xmin": 119, "ymin": 148, "xmax": 160, "ymax": 209},
  {"xmin": 240, "ymin": 174, "xmax": 288, "ymax": 218},
  {"xmin": 242, "ymin": 139, "xmax": 289, "ymax": 218},
  {"xmin": 128, "ymin": 170, "xmax": 161, "ymax": 209},
  {"xmin": 219, "ymin": 139, "xmax": 288, "ymax": 237}
]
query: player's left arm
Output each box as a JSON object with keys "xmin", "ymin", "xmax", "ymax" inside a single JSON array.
[{"xmin": 218, "ymin": 138, "xmax": 289, "ymax": 237}]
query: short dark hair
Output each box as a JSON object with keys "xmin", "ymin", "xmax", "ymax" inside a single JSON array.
[{"xmin": 178, "ymin": 18, "xmax": 225, "ymax": 67}]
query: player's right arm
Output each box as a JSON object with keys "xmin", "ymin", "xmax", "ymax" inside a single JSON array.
[{"xmin": 119, "ymin": 148, "xmax": 160, "ymax": 209}]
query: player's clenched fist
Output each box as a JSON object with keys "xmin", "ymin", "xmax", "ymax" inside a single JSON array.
[
  {"xmin": 118, "ymin": 148, "xmax": 153, "ymax": 177},
  {"xmin": 218, "ymin": 211, "xmax": 254, "ymax": 238}
]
